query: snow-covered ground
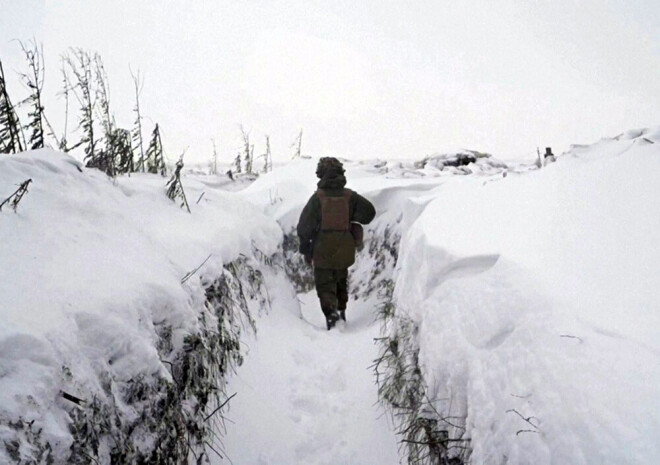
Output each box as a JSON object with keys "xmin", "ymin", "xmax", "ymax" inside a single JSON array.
[
  {"xmin": 1, "ymin": 126, "xmax": 659, "ymax": 464},
  {"xmin": 221, "ymin": 292, "xmax": 399, "ymax": 465}
]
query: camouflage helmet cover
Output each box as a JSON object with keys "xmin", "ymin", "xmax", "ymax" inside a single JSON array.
[{"xmin": 316, "ymin": 157, "xmax": 344, "ymax": 179}]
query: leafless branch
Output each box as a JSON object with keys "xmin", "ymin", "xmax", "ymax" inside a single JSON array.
[
  {"xmin": 560, "ymin": 334, "xmax": 584, "ymax": 343},
  {"xmin": 506, "ymin": 408, "xmax": 540, "ymax": 430},
  {"xmin": 516, "ymin": 429, "xmax": 540, "ymax": 436},
  {"xmin": 181, "ymin": 254, "xmax": 213, "ymax": 283},
  {"xmin": 203, "ymin": 392, "xmax": 237, "ymax": 422}
]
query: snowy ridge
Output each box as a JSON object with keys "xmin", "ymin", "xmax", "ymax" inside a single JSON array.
[{"xmin": 0, "ymin": 150, "xmax": 281, "ymax": 463}]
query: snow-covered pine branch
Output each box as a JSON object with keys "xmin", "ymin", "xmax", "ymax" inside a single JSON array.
[
  {"xmin": 146, "ymin": 123, "xmax": 166, "ymax": 176},
  {"xmin": 240, "ymin": 125, "xmax": 253, "ymax": 174},
  {"xmin": 0, "ymin": 60, "xmax": 26, "ymax": 154},
  {"xmin": 233, "ymin": 151, "xmax": 242, "ymax": 174},
  {"xmin": 114, "ymin": 128, "xmax": 134, "ymax": 174}
]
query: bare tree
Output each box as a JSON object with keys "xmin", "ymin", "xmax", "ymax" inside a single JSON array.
[
  {"xmin": 130, "ymin": 66, "xmax": 146, "ymax": 172},
  {"xmin": 240, "ymin": 125, "xmax": 253, "ymax": 174},
  {"xmin": 210, "ymin": 138, "xmax": 218, "ymax": 175},
  {"xmin": 292, "ymin": 128, "xmax": 303, "ymax": 159},
  {"xmin": 62, "ymin": 48, "xmax": 98, "ymax": 167},
  {"xmin": 57, "ymin": 60, "xmax": 71, "ymax": 151},
  {"xmin": 263, "ymin": 135, "xmax": 272, "ymax": 172},
  {"xmin": 93, "ymin": 54, "xmax": 117, "ymax": 177}
]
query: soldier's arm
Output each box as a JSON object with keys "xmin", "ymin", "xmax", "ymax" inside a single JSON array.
[
  {"xmin": 297, "ymin": 194, "xmax": 321, "ymax": 254},
  {"xmin": 350, "ymin": 192, "xmax": 376, "ymax": 225}
]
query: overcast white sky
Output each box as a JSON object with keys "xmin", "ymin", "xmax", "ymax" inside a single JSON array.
[{"xmin": 2, "ymin": 0, "xmax": 659, "ymax": 164}]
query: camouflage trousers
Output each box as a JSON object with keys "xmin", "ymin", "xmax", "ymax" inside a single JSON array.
[{"xmin": 313, "ymin": 268, "xmax": 349, "ymax": 316}]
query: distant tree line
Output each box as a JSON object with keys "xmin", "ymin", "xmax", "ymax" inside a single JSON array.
[
  {"xmin": 226, "ymin": 125, "xmax": 275, "ymax": 179},
  {"xmin": 0, "ymin": 42, "xmax": 166, "ymax": 178},
  {"xmin": 2, "ymin": 40, "xmax": 308, "ymax": 184},
  {"xmin": 223, "ymin": 126, "xmax": 305, "ymax": 179}
]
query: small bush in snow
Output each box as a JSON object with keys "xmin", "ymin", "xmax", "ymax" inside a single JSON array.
[
  {"xmin": 29, "ymin": 257, "xmax": 272, "ymax": 465},
  {"xmin": 0, "ymin": 179, "xmax": 32, "ymax": 213},
  {"xmin": 166, "ymin": 156, "xmax": 191, "ymax": 213}
]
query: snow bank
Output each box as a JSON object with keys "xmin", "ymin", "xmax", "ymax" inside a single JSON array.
[
  {"xmin": 0, "ymin": 149, "xmax": 280, "ymax": 463},
  {"xmin": 4, "ymin": 133, "xmax": 656, "ymax": 463},
  {"xmin": 392, "ymin": 127, "xmax": 660, "ymax": 463},
  {"xmin": 240, "ymin": 150, "xmax": 508, "ymax": 232}
]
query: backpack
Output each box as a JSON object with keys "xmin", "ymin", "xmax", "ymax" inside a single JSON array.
[{"xmin": 313, "ymin": 189, "xmax": 357, "ymax": 269}]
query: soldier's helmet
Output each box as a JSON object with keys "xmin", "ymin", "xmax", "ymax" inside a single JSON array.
[{"xmin": 316, "ymin": 157, "xmax": 344, "ymax": 179}]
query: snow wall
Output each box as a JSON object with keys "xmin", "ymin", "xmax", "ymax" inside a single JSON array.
[
  {"xmin": 0, "ymin": 150, "xmax": 287, "ymax": 463},
  {"xmin": 383, "ymin": 128, "xmax": 660, "ymax": 464}
]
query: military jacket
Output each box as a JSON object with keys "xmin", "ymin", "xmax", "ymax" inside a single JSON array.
[{"xmin": 297, "ymin": 174, "xmax": 376, "ymax": 269}]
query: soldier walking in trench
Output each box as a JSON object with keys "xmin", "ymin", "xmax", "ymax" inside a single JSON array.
[{"xmin": 297, "ymin": 157, "xmax": 376, "ymax": 330}]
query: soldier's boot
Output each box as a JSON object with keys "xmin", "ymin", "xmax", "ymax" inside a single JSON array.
[
  {"xmin": 325, "ymin": 310, "xmax": 340, "ymax": 330},
  {"xmin": 320, "ymin": 293, "xmax": 341, "ymax": 330},
  {"xmin": 338, "ymin": 289, "xmax": 348, "ymax": 323}
]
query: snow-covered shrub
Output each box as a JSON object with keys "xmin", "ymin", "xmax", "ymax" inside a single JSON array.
[
  {"xmin": 282, "ymin": 229, "xmax": 315, "ymax": 293},
  {"xmin": 2, "ymin": 418, "xmax": 53, "ymax": 464},
  {"xmin": 350, "ymin": 222, "xmax": 400, "ymax": 301},
  {"xmin": 60, "ymin": 257, "xmax": 270, "ymax": 464},
  {"xmin": 0, "ymin": 150, "xmax": 286, "ymax": 464},
  {"xmin": 374, "ymin": 312, "xmax": 469, "ymax": 465}
]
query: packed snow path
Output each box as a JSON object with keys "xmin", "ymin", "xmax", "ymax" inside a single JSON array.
[{"xmin": 220, "ymin": 292, "xmax": 400, "ymax": 464}]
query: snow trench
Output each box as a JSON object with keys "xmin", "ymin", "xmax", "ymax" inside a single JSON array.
[
  {"xmin": 362, "ymin": 220, "xmax": 471, "ymax": 465},
  {"xmin": 275, "ymin": 181, "xmax": 469, "ymax": 465},
  {"xmin": 1, "ymin": 254, "xmax": 276, "ymax": 464}
]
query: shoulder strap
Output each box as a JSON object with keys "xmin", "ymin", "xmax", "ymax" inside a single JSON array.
[{"xmin": 343, "ymin": 188, "xmax": 353, "ymax": 201}]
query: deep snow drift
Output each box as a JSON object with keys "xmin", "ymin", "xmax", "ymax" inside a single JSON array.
[
  {"xmin": 221, "ymin": 292, "xmax": 400, "ymax": 465},
  {"xmin": 389, "ymin": 128, "xmax": 660, "ymax": 463}
]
